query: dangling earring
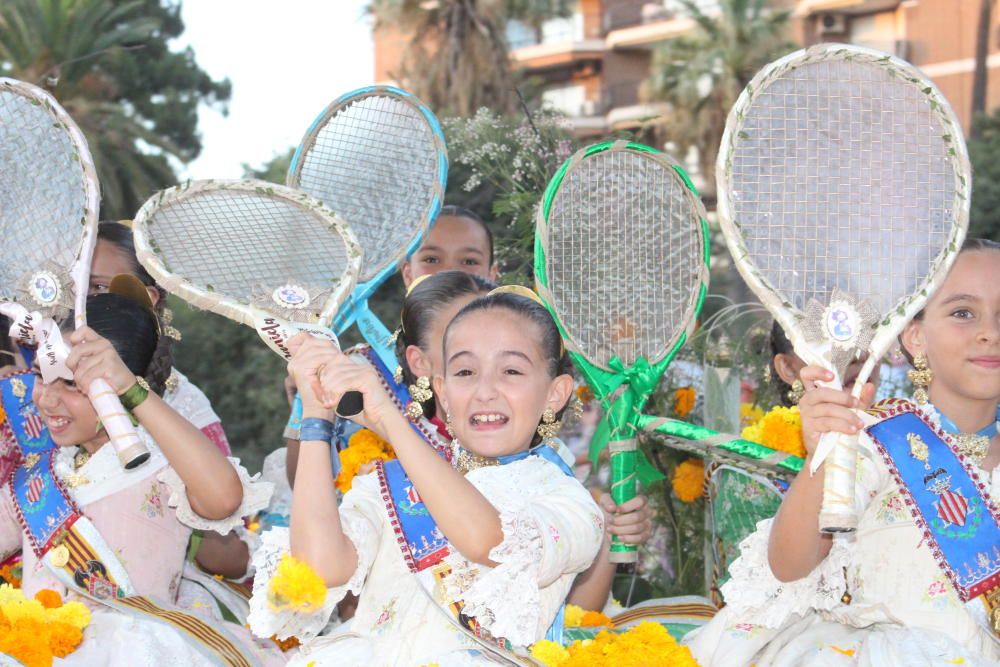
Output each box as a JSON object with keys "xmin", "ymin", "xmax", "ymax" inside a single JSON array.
[
  {"xmin": 405, "ymin": 376, "xmax": 433, "ymax": 420},
  {"xmin": 161, "ymin": 307, "xmax": 182, "ymax": 341},
  {"xmin": 787, "ymin": 379, "xmax": 805, "ymax": 405},
  {"xmin": 393, "ymin": 366, "xmax": 404, "ymax": 384},
  {"xmin": 536, "ymin": 407, "xmax": 561, "ymax": 443},
  {"xmin": 908, "ymin": 353, "xmax": 933, "ymax": 405}
]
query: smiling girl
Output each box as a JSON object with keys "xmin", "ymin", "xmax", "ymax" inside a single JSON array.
[
  {"xmin": 687, "ymin": 239, "xmax": 1000, "ymax": 666},
  {"xmin": 249, "ymin": 288, "xmax": 604, "ymax": 665}
]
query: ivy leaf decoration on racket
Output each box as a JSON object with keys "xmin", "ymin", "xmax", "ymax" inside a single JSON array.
[
  {"xmin": 535, "ymin": 140, "xmax": 710, "ymax": 562},
  {"xmin": 717, "ymin": 44, "xmax": 970, "ymax": 532}
]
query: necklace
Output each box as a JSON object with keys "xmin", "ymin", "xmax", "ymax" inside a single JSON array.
[{"xmin": 931, "ymin": 406, "xmax": 997, "ymax": 466}]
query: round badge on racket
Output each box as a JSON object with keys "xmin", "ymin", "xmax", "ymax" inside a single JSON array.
[
  {"xmin": 28, "ymin": 270, "xmax": 62, "ymax": 306},
  {"xmin": 272, "ymin": 284, "xmax": 311, "ymax": 309}
]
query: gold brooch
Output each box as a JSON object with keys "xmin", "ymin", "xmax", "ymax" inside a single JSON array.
[
  {"xmin": 907, "ymin": 433, "xmax": 930, "ymax": 469},
  {"xmin": 49, "ymin": 544, "xmax": 70, "ymax": 568}
]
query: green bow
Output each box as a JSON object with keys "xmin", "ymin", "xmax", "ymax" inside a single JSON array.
[{"xmin": 589, "ymin": 355, "xmax": 665, "ymax": 487}]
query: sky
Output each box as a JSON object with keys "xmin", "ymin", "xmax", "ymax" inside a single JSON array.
[{"xmin": 177, "ymin": 1, "xmax": 375, "ymax": 180}]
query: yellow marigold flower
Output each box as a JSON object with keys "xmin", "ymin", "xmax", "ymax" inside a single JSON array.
[
  {"xmin": 673, "ymin": 386, "xmax": 696, "ymax": 418},
  {"xmin": 563, "ymin": 603, "xmax": 585, "ymax": 627},
  {"xmin": 671, "ymin": 458, "xmax": 705, "ymax": 503},
  {"xmin": 47, "ymin": 601, "xmax": 91, "ymax": 631},
  {"xmin": 562, "ymin": 621, "xmax": 700, "ymax": 666},
  {"xmin": 34, "ymin": 589, "xmax": 62, "ymax": 610},
  {"xmin": 741, "ymin": 405, "xmax": 805, "ymax": 458},
  {"xmin": 335, "ymin": 428, "xmax": 396, "ymax": 493},
  {"xmin": 530, "ymin": 639, "xmax": 570, "ymax": 666},
  {"xmin": 740, "ymin": 402, "xmax": 764, "ymax": 428},
  {"xmin": 267, "ymin": 553, "xmax": 327, "ymax": 613},
  {"xmin": 48, "ymin": 621, "xmax": 84, "ymax": 658}
]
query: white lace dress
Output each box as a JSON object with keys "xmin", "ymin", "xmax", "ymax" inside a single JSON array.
[
  {"xmin": 248, "ymin": 456, "xmax": 604, "ymax": 666},
  {"xmin": 686, "ymin": 408, "xmax": 1000, "ymax": 666}
]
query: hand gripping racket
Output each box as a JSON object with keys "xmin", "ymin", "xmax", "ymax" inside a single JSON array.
[
  {"xmin": 536, "ymin": 140, "xmax": 710, "ymax": 562},
  {"xmin": 0, "ymin": 77, "xmax": 150, "ymax": 469},
  {"xmin": 717, "ymin": 44, "xmax": 970, "ymax": 532},
  {"xmin": 132, "ymin": 180, "xmax": 364, "ymax": 416}
]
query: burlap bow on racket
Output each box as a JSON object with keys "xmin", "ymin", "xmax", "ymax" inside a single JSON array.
[{"xmin": 588, "ymin": 355, "xmax": 665, "ymax": 487}]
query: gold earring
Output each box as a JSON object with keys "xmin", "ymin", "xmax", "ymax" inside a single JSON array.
[
  {"xmin": 536, "ymin": 407, "xmax": 561, "ymax": 441},
  {"xmin": 161, "ymin": 307, "xmax": 182, "ymax": 341},
  {"xmin": 405, "ymin": 376, "xmax": 433, "ymax": 420},
  {"xmin": 393, "ymin": 366, "xmax": 404, "ymax": 384},
  {"xmin": 787, "ymin": 379, "xmax": 805, "ymax": 405},
  {"xmin": 908, "ymin": 353, "xmax": 933, "ymax": 405}
]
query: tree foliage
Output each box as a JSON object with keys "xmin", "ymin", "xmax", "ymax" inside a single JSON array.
[
  {"xmin": 969, "ymin": 110, "xmax": 1000, "ymax": 240},
  {"xmin": 0, "ymin": 0, "xmax": 230, "ymax": 219}
]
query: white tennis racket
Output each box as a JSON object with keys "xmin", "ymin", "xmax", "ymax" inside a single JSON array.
[
  {"xmin": 132, "ymin": 180, "xmax": 364, "ymax": 414},
  {"xmin": 717, "ymin": 44, "xmax": 970, "ymax": 531},
  {"xmin": 0, "ymin": 77, "xmax": 150, "ymax": 469}
]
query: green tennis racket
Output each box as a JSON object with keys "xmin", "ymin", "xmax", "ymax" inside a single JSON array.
[{"xmin": 535, "ymin": 140, "xmax": 709, "ymax": 562}]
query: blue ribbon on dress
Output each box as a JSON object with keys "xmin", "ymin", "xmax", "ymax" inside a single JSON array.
[
  {"xmin": 9, "ymin": 448, "xmax": 80, "ymax": 556},
  {"xmin": 866, "ymin": 404, "xmax": 999, "ymax": 602},
  {"xmin": 1, "ymin": 372, "xmax": 56, "ymax": 457}
]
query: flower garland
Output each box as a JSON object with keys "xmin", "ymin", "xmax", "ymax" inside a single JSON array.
[
  {"xmin": 0, "ymin": 585, "xmax": 91, "ymax": 667},
  {"xmin": 0, "ymin": 561, "xmax": 22, "ymax": 588},
  {"xmin": 266, "ymin": 554, "xmax": 327, "ymax": 614},
  {"xmin": 671, "ymin": 458, "xmax": 706, "ymax": 503},
  {"xmin": 530, "ymin": 621, "xmax": 700, "ymax": 666},
  {"xmin": 563, "ymin": 604, "xmax": 614, "ymax": 628},
  {"xmin": 740, "ymin": 405, "xmax": 806, "ymax": 458},
  {"xmin": 672, "ymin": 387, "xmax": 696, "ymax": 418},
  {"xmin": 335, "ymin": 428, "xmax": 396, "ymax": 494}
]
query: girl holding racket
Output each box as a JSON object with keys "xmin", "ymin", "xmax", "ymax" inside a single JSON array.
[
  {"xmin": 249, "ymin": 288, "xmax": 604, "ymax": 664},
  {"xmin": 688, "ymin": 239, "xmax": 1000, "ymax": 666},
  {"xmin": 0, "ymin": 283, "xmax": 278, "ymax": 665}
]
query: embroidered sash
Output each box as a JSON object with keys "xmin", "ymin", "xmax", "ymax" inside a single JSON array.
[
  {"xmin": 866, "ymin": 404, "xmax": 1000, "ymax": 602},
  {"xmin": 8, "ymin": 449, "xmax": 258, "ymax": 666},
  {"xmin": 1, "ymin": 371, "xmax": 55, "ymax": 459}
]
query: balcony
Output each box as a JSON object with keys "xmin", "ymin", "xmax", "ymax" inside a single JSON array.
[
  {"xmin": 605, "ymin": 1, "xmax": 719, "ymax": 49},
  {"xmin": 508, "ymin": 13, "xmax": 606, "ymax": 69},
  {"xmin": 795, "ymin": 0, "xmax": 901, "ymax": 16}
]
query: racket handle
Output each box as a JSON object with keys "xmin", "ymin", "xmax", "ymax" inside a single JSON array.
[
  {"xmin": 336, "ymin": 391, "xmax": 364, "ymax": 418},
  {"xmin": 88, "ymin": 378, "xmax": 150, "ymax": 470},
  {"xmin": 608, "ymin": 440, "xmax": 639, "ymax": 563},
  {"xmin": 818, "ymin": 430, "xmax": 859, "ymax": 533}
]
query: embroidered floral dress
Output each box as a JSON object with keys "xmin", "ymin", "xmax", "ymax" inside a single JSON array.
[
  {"xmin": 0, "ymin": 431, "xmax": 281, "ymax": 666},
  {"xmin": 686, "ymin": 405, "xmax": 1000, "ymax": 666},
  {"xmin": 248, "ymin": 455, "xmax": 604, "ymax": 666}
]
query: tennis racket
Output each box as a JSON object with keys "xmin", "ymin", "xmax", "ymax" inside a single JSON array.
[
  {"xmin": 536, "ymin": 140, "xmax": 710, "ymax": 562},
  {"xmin": 0, "ymin": 77, "xmax": 150, "ymax": 470},
  {"xmin": 288, "ymin": 84, "xmax": 448, "ymax": 366},
  {"xmin": 132, "ymin": 179, "xmax": 364, "ymax": 416},
  {"xmin": 717, "ymin": 44, "xmax": 970, "ymax": 532}
]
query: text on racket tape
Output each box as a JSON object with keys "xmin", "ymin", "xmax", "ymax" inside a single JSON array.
[
  {"xmin": 254, "ymin": 315, "xmax": 341, "ymax": 360},
  {"xmin": 1, "ymin": 303, "xmax": 73, "ymax": 383}
]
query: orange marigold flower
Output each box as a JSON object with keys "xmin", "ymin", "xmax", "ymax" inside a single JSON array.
[
  {"xmin": 671, "ymin": 458, "xmax": 705, "ymax": 503},
  {"xmin": 673, "ymin": 386, "xmax": 696, "ymax": 418},
  {"xmin": 335, "ymin": 428, "xmax": 396, "ymax": 493},
  {"xmin": 34, "ymin": 589, "xmax": 62, "ymax": 610},
  {"xmin": 579, "ymin": 610, "xmax": 614, "ymax": 627}
]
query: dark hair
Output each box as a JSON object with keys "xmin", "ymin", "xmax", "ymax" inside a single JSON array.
[
  {"xmin": 97, "ymin": 221, "xmax": 173, "ymax": 394},
  {"xmin": 444, "ymin": 292, "xmax": 573, "ymax": 445},
  {"xmin": 437, "ymin": 205, "xmax": 494, "ymax": 265},
  {"xmin": 899, "ymin": 237, "xmax": 1000, "ymax": 365},
  {"xmin": 81, "ymin": 293, "xmax": 160, "ymax": 383},
  {"xmin": 396, "ymin": 271, "xmax": 496, "ymax": 417},
  {"xmin": 768, "ymin": 320, "xmax": 797, "ymax": 407}
]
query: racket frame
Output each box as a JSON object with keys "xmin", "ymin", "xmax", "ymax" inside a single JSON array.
[
  {"xmin": 716, "ymin": 44, "xmax": 971, "ymax": 531},
  {"xmin": 535, "ymin": 140, "xmax": 710, "ymax": 561},
  {"xmin": 287, "ymin": 85, "xmax": 448, "ymax": 368}
]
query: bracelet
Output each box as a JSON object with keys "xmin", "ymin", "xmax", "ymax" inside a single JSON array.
[
  {"xmin": 299, "ymin": 417, "xmax": 335, "ymax": 443},
  {"xmin": 118, "ymin": 377, "xmax": 150, "ymax": 411}
]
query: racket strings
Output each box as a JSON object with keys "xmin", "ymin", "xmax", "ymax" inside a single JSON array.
[
  {"xmin": 294, "ymin": 95, "xmax": 441, "ymax": 282},
  {"xmin": 144, "ymin": 190, "xmax": 351, "ymax": 319},
  {"xmin": 0, "ymin": 87, "xmax": 88, "ymax": 298},
  {"xmin": 546, "ymin": 150, "xmax": 704, "ymax": 368},
  {"xmin": 729, "ymin": 57, "xmax": 956, "ymax": 315}
]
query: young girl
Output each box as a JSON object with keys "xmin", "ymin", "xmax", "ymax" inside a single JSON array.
[
  {"xmin": 688, "ymin": 239, "xmax": 1000, "ymax": 665},
  {"xmin": 0, "ymin": 284, "xmax": 276, "ymax": 665},
  {"xmin": 249, "ymin": 289, "xmax": 605, "ymax": 664}
]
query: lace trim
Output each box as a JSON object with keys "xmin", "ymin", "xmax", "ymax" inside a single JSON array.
[
  {"xmin": 158, "ymin": 458, "xmax": 273, "ymax": 533},
  {"xmin": 719, "ymin": 517, "xmax": 852, "ymax": 628},
  {"xmin": 441, "ymin": 504, "xmax": 545, "ymax": 647}
]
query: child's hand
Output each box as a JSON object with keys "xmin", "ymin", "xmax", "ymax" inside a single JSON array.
[
  {"xmin": 314, "ymin": 352, "xmax": 400, "ymax": 439},
  {"xmin": 66, "ymin": 327, "xmax": 137, "ymax": 393},
  {"xmin": 798, "ymin": 365, "xmax": 876, "ymax": 458},
  {"xmin": 287, "ymin": 333, "xmax": 340, "ymax": 419},
  {"xmin": 599, "ymin": 492, "xmax": 652, "ymax": 546}
]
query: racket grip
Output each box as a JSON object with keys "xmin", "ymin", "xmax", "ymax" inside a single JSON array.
[
  {"xmin": 336, "ymin": 391, "xmax": 364, "ymax": 418},
  {"xmin": 818, "ymin": 430, "xmax": 859, "ymax": 533},
  {"xmin": 608, "ymin": 440, "xmax": 639, "ymax": 563},
  {"xmin": 88, "ymin": 378, "xmax": 150, "ymax": 470}
]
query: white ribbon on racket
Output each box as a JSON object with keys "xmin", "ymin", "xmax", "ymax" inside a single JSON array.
[
  {"xmin": 253, "ymin": 314, "xmax": 342, "ymax": 360},
  {"xmin": 1, "ymin": 303, "xmax": 72, "ymax": 381}
]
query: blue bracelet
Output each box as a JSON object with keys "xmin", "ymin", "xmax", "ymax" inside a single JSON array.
[{"xmin": 299, "ymin": 417, "xmax": 334, "ymax": 443}]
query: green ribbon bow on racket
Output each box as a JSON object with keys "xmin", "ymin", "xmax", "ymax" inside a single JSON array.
[{"xmin": 588, "ymin": 355, "xmax": 665, "ymax": 487}]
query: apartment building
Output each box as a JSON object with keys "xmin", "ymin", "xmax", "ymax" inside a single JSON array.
[{"xmin": 374, "ymin": 0, "xmax": 1000, "ymax": 137}]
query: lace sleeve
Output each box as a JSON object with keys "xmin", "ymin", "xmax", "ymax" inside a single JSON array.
[
  {"xmin": 719, "ymin": 517, "xmax": 852, "ymax": 628},
  {"xmin": 444, "ymin": 460, "xmax": 604, "ymax": 647},
  {"xmin": 158, "ymin": 458, "xmax": 274, "ymax": 534},
  {"xmin": 247, "ymin": 473, "xmax": 384, "ymax": 641}
]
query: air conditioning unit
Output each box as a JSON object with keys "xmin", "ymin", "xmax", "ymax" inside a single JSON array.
[{"xmin": 817, "ymin": 13, "xmax": 847, "ymax": 35}]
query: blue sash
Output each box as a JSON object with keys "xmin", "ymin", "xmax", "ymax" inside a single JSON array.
[
  {"xmin": 1, "ymin": 371, "xmax": 55, "ymax": 458},
  {"xmin": 9, "ymin": 448, "xmax": 81, "ymax": 557},
  {"xmin": 867, "ymin": 404, "xmax": 999, "ymax": 602}
]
